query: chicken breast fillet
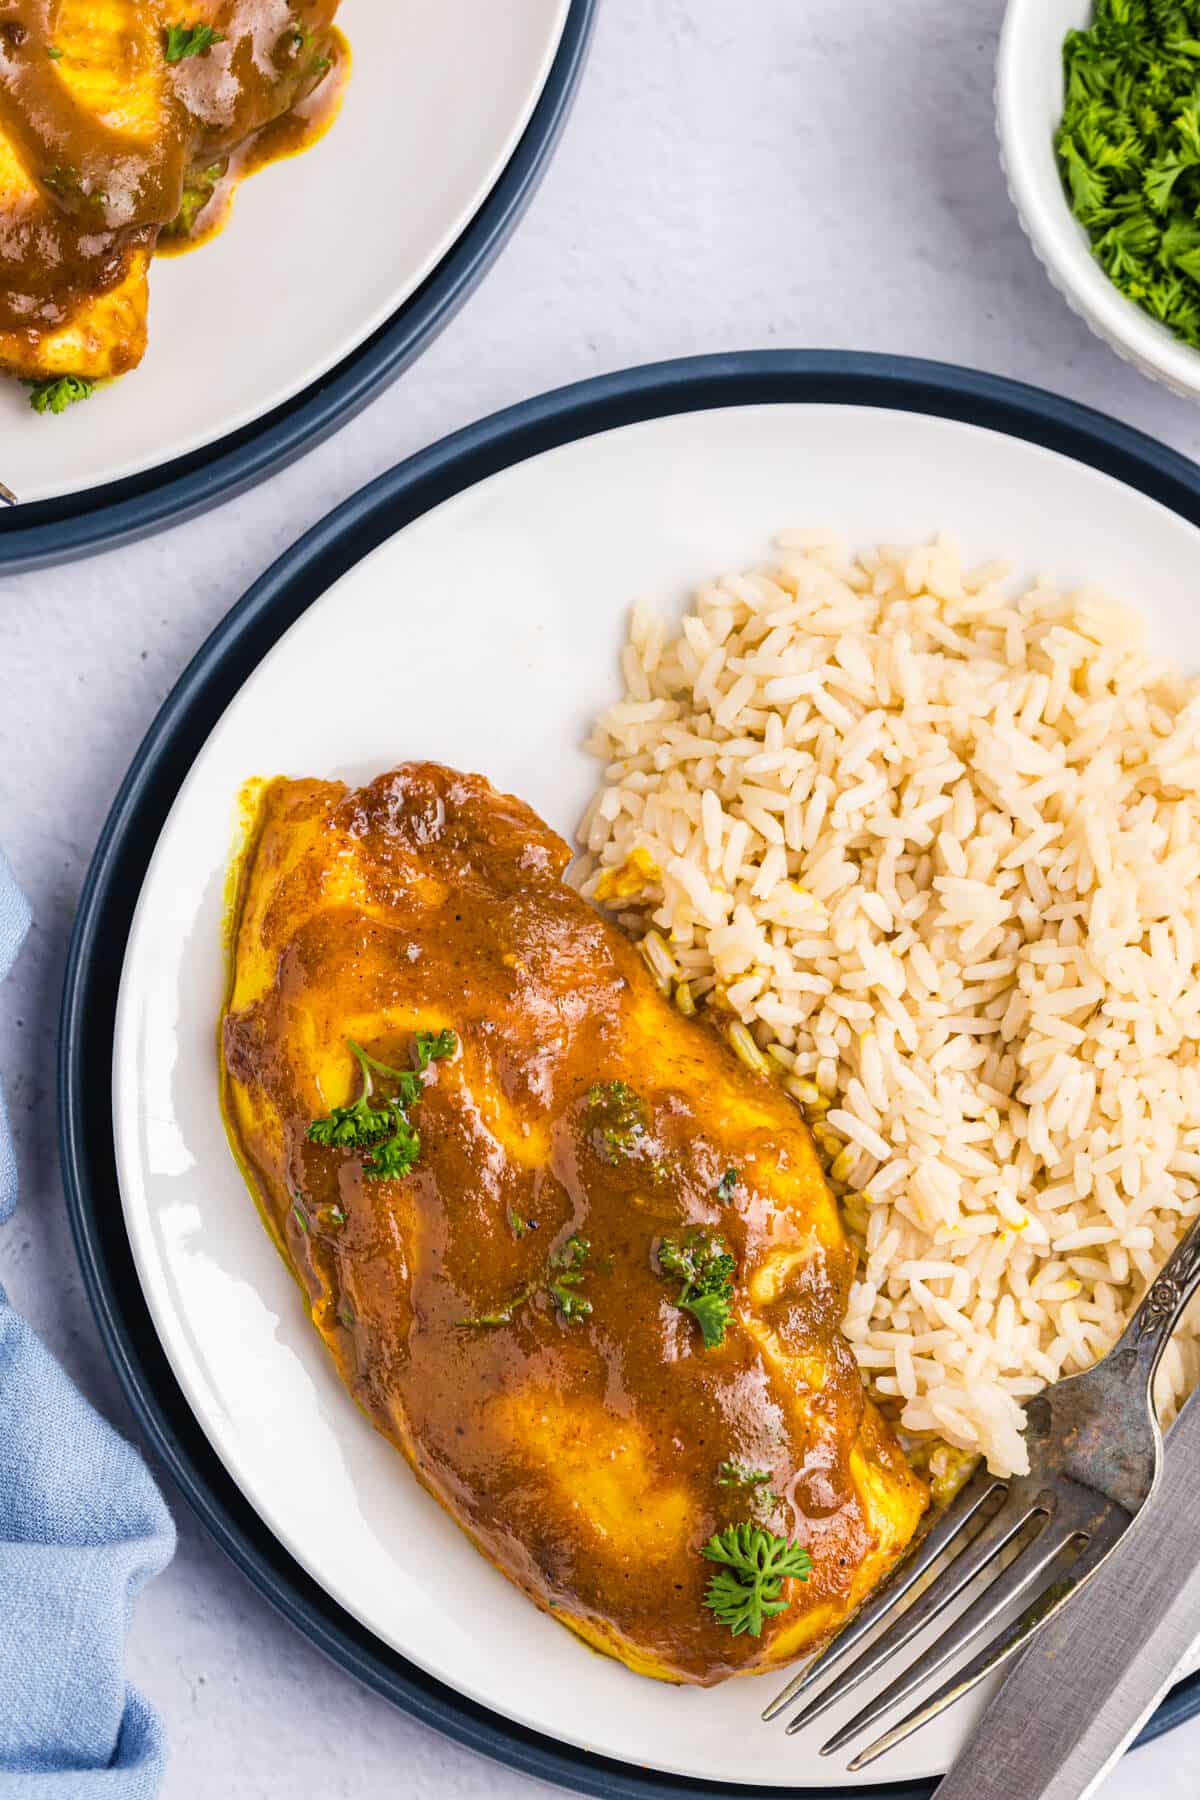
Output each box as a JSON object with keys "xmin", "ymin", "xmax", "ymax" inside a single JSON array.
[
  {"xmin": 0, "ymin": 0, "xmax": 342, "ymax": 381},
  {"xmin": 221, "ymin": 763, "xmax": 927, "ymax": 1684}
]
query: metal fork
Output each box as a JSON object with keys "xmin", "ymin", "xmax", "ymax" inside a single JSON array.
[{"xmin": 762, "ymin": 1209, "xmax": 1200, "ymax": 1770}]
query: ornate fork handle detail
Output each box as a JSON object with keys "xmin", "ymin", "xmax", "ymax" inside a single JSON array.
[{"xmin": 1115, "ymin": 1213, "xmax": 1200, "ymax": 1382}]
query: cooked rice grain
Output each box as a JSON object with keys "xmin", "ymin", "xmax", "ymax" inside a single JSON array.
[{"xmin": 574, "ymin": 533, "xmax": 1200, "ymax": 1478}]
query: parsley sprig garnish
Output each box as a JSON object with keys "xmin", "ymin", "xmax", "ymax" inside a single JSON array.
[
  {"xmin": 701, "ymin": 1523, "xmax": 813, "ymax": 1637},
  {"xmin": 658, "ymin": 1229, "xmax": 735, "ymax": 1348},
  {"xmin": 165, "ymin": 23, "xmax": 225, "ymax": 62},
  {"xmin": 306, "ymin": 1032, "xmax": 455, "ymax": 1181},
  {"xmin": 25, "ymin": 376, "xmax": 94, "ymax": 414},
  {"xmin": 1056, "ymin": 0, "xmax": 1200, "ymax": 349}
]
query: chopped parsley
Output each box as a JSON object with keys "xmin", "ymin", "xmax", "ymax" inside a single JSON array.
[
  {"xmin": 547, "ymin": 1234, "xmax": 592, "ymax": 1322},
  {"xmin": 458, "ymin": 1287, "xmax": 533, "ymax": 1330},
  {"xmin": 717, "ymin": 1459, "xmax": 776, "ymax": 1516},
  {"xmin": 658, "ymin": 1230, "xmax": 735, "ymax": 1348},
  {"xmin": 25, "ymin": 376, "xmax": 94, "ymax": 415},
  {"xmin": 1056, "ymin": 1, "xmax": 1200, "ymax": 350},
  {"xmin": 307, "ymin": 1032, "xmax": 455, "ymax": 1182},
  {"xmin": 459, "ymin": 1232, "xmax": 593, "ymax": 1329},
  {"xmin": 585, "ymin": 1080, "xmax": 647, "ymax": 1163},
  {"xmin": 164, "ymin": 23, "xmax": 225, "ymax": 62},
  {"xmin": 715, "ymin": 1168, "xmax": 738, "ymax": 1204},
  {"xmin": 47, "ymin": 46, "xmax": 62, "ymax": 60},
  {"xmin": 416, "ymin": 1027, "xmax": 457, "ymax": 1069},
  {"xmin": 166, "ymin": 160, "xmax": 225, "ymax": 238},
  {"xmin": 717, "ymin": 1460, "xmax": 772, "ymax": 1491},
  {"xmin": 701, "ymin": 1523, "xmax": 813, "ymax": 1638},
  {"xmin": 506, "ymin": 1205, "xmax": 538, "ymax": 1239},
  {"xmin": 291, "ymin": 1193, "xmax": 346, "ymax": 1237}
]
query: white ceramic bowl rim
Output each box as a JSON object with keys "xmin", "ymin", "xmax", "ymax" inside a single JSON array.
[{"xmin": 997, "ymin": 0, "xmax": 1200, "ymax": 396}]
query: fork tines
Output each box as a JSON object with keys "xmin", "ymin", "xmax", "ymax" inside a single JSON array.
[
  {"xmin": 764, "ymin": 1460, "xmax": 1125, "ymax": 1767},
  {"xmin": 761, "ymin": 1464, "xmax": 1005, "ymax": 1726}
]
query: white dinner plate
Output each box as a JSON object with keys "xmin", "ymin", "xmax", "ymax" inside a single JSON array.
[
  {"xmin": 107, "ymin": 383, "xmax": 1200, "ymax": 1788},
  {"xmin": 3, "ymin": 0, "xmax": 569, "ymax": 506}
]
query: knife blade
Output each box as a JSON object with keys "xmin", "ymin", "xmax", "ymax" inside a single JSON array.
[{"xmin": 933, "ymin": 1388, "xmax": 1200, "ymax": 1800}]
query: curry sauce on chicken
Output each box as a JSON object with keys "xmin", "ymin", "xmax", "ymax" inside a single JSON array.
[
  {"xmin": 0, "ymin": 0, "xmax": 346, "ymax": 384},
  {"xmin": 220, "ymin": 763, "xmax": 927, "ymax": 1685}
]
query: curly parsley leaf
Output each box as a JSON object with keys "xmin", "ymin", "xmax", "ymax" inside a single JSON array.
[
  {"xmin": 362, "ymin": 1115, "xmax": 420, "ymax": 1181},
  {"xmin": 682, "ymin": 1290, "xmax": 732, "ymax": 1348},
  {"xmin": 658, "ymin": 1230, "xmax": 735, "ymax": 1348},
  {"xmin": 701, "ymin": 1523, "xmax": 813, "ymax": 1638},
  {"xmin": 25, "ymin": 376, "xmax": 94, "ymax": 415},
  {"xmin": 306, "ymin": 1041, "xmax": 408, "ymax": 1148},
  {"xmin": 306, "ymin": 1034, "xmax": 448, "ymax": 1181}
]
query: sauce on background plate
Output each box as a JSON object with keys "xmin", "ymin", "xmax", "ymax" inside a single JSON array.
[{"xmin": 0, "ymin": 2, "xmax": 348, "ymax": 343}]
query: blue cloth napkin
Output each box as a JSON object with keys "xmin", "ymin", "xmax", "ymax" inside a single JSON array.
[{"xmin": 0, "ymin": 853, "xmax": 175, "ymax": 1797}]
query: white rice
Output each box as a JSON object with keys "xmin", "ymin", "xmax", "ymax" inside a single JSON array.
[{"xmin": 573, "ymin": 532, "xmax": 1200, "ymax": 1479}]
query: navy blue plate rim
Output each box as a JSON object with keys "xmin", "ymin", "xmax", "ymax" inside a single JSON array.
[
  {"xmin": 0, "ymin": 0, "xmax": 596, "ymax": 575},
  {"xmin": 59, "ymin": 351, "xmax": 1200, "ymax": 1798}
]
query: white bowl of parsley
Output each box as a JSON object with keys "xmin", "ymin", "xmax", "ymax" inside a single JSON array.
[{"xmin": 998, "ymin": 0, "xmax": 1200, "ymax": 398}]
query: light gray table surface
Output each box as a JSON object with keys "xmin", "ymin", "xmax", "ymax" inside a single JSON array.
[{"xmin": 1, "ymin": 3, "xmax": 1197, "ymax": 1796}]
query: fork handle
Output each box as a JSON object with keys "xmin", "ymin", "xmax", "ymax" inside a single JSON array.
[{"xmin": 1112, "ymin": 1210, "xmax": 1200, "ymax": 1392}]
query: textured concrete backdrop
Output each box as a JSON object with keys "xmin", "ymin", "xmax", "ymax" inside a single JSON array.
[{"xmin": 1, "ymin": 1, "xmax": 1196, "ymax": 1794}]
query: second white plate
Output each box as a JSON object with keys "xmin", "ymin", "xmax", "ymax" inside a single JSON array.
[{"xmin": 4, "ymin": 0, "xmax": 569, "ymax": 506}]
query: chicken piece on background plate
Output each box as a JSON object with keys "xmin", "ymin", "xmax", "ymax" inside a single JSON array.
[{"xmin": 0, "ymin": 0, "xmax": 343, "ymax": 384}]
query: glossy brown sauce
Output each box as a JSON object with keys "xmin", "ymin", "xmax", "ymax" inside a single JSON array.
[
  {"xmin": 221, "ymin": 765, "xmax": 927, "ymax": 1683},
  {"xmin": 157, "ymin": 18, "xmax": 348, "ymax": 256},
  {"xmin": 0, "ymin": 1, "xmax": 346, "ymax": 336}
]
